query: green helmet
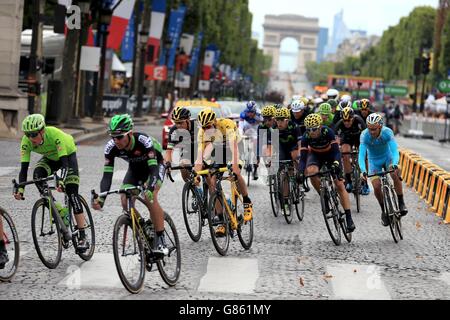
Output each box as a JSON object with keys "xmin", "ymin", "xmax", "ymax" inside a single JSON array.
[
  {"xmin": 352, "ymin": 100, "xmax": 360, "ymax": 110},
  {"xmin": 22, "ymin": 114, "xmax": 45, "ymax": 133},
  {"xmin": 108, "ymin": 114, "xmax": 133, "ymax": 135},
  {"xmin": 327, "ymin": 99, "xmax": 338, "ymax": 108},
  {"xmin": 318, "ymin": 103, "xmax": 332, "ymax": 114}
]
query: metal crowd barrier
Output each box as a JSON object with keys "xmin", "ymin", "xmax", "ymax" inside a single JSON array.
[{"xmin": 399, "ymin": 148, "xmax": 450, "ymax": 223}]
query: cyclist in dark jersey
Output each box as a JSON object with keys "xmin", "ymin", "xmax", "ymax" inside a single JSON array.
[
  {"xmin": 298, "ymin": 113, "xmax": 356, "ymax": 233},
  {"xmin": 333, "ymin": 107, "xmax": 366, "ymax": 192},
  {"xmin": 164, "ymin": 106, "xmax": 196, "ymax": 182},
  {"xmin": 257, "ymin": 105, "xmax": 276, "ymax": 171},
  {"xmin": 290, "ymin": 100, "xmax": 311, "ymax": 136},
  {"xmin": 356, "ymin": 99, "xmax": 374, "ymax": 123},
  {"xmin": 13, "ymin": 113, "xmax": 89, "ymax": 252},
  {"xmin": 91, "ymin": 114, "xmax": 168, "ymax": 257}
]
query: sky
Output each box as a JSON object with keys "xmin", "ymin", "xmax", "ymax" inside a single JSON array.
[
  {"xmin": 249, "ymin": 0, "xmax": 437, "ymax": 71},
  {"xmin": 249, "ymin": 0, "xmax": 437, "ymax": 44}
]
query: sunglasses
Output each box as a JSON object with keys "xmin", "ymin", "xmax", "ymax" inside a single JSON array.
[
  {"xmin": 307, "ymin": 127, "xmax": 321, "ymax": 132},
  {"xmin": 202, "ymin": 124, "xmax": 214, "ymax": 130},
  {"xmin": 25, "ymin": 131, "xmax": 40, "ymax": 138},
  {"xmin": 110, "ymin": 131, "xmax": 130, "ymax": 140}
]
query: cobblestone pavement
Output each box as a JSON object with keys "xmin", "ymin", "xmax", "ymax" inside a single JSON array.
[{"xmin": 0, "ymin": 125, "xmax": 449, "ymax": 300}]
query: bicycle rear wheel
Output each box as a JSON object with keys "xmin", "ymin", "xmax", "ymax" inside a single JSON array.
[
  {"xmin": 181, "ymin": 182, "xmax": 202, "ymax": 242},
  {"xmin": 157, "ymin": 212, "xmax": 181, "ymax": 286},
  {"xmin": 385, "ymin": 188, "xmax": 402, "ymax": 243},
  {"xmin": 281, "ymin": 174, "xmax": 293, "ymax": 224},
  {"xmin": 31, "ymin": 198, "xmax": 62, "ymax": 269},
  {"xmin": 0, "ymin": 208, "xmax": 20, "ymax": 282},
  {"xmin": 269, "ymin": 175, "xmax": 280, "ymax": 217},
  {"xmin": 207, "ymin": 193, "xmax": 230, "ymax": 256},
  {"xmin": 295, "ymin": 188, "xmax": 305, "ymax": 222},
  {"xmin": 353, "ymin": 168, "xmax": 361, "ymax": 213},
  {"xmin": 320, "ymin": 189, "xmax": 341, "ymax": 245},
  {"xmin": 112, "ymin": 214, "xmax": 146, "ymax": 294},
  {"xmin": 236, "ymin": 195, "xmax": 253, "ymax": 250},
  {"xmin": 71, "ymin": 196, "xmax": 96, "ymax": 261}
]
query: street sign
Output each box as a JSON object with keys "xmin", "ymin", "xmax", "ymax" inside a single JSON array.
[
  {"xmin": 384, "ymin": 85, "xmax": 408, "ymax": 96},
  {"xmin": 351, "ymin": 90, "xmax": 370, "ymax": 98},
  {"xmin": 438, "ymin": 80, "xmax": 450, "ymax": 93}
]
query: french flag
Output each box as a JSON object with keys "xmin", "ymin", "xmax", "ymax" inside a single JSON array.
[
  {"xmin": 107, "ymin": 0, "xmax": 136, "ymax": 50},
  {"xmin": 147, "ymin": 0, "xmax": 166, "ymax": 64}
]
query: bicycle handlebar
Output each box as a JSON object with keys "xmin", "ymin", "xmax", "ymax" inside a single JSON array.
[{"xmin": 91, "ymin": 185, "xmax": 145, "ymax": 201}]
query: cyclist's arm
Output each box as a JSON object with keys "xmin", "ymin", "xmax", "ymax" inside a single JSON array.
[
  {"xmin": 18, "ymin": 137, "xmax": 32, "ymax": 191},
  {"xmin": 146, "ymin": 149, "xmax": 161, "ymax": 193},
  {"xmin": 387, "ymin": 133, "xmax": 400, "ymax": 166},
  {"xmin": 99, "ymin": 142, "xmax": 117, "ymax": 204},
  {"xmin": 298, "ymin": 136, "xmax": 309, "ymax": 172},
  {"xmin": 358, "ymin": 137, "xmax": 368, "ymax": 173}
]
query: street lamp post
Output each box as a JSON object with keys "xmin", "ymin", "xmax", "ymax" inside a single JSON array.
[
  {"xmin": 93, "ymin": 6, "xmax": 113, "ymax": 122},
  {"xmin": 135, "ymin": 31, "xmax": 149, "ymax": 117}
]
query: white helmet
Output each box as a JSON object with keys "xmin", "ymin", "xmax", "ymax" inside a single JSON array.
[
  {"xmin": 340, "ymin": 94, "xmax": 352, "ymax": 103},
  {"xmin": 366, "ymin": 113, "xmax": 384, "ymax": 126},
  {"xmin": 292, "ymin": 95, "xmax": 302, "ymax": 102},
  {"xmin": 291, "ymin": 100, "xmax": 306, "ymax": 113},
  {"xmin": 326, "ymin": 88, "xmax": 339, "ymax": 99}
]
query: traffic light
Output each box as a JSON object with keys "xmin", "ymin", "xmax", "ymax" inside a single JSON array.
[
  {"xmin": 422, "ymin": 57, "xmax": 431, "ymax": 74},
  {"xmin": 414, "ymin": 58, "xmax": 422, "ymax": 76}
]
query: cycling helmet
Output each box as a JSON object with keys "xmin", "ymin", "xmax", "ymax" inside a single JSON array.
[
  {"xmin": 327, "ymin": 99, "xmax": 338, "ymax": 108},
  {"xmin": 352, "ymin": 100, "xmax": 359, "ymax": 110},
  {"xmin": 318, "ymin": 103, "xmax": 332, "ymax": 114},
  {"xmin": 108, "ymin": 114, "xmax": 134, "ymax": 135},
  {"xmin": 326, "ymin": 88, "xmax": 339, "ymax": 99},
  {"xmin": 304, "ymin": 113, "xmax": 323, "ymax": 129},
  {"xmin": 366, "ymin": 113, "xmax": 384, "ymax": 126},
  {"xmin": 274, "ymin": 107, "xmax": 290, "ymax": 119},
  {"xmin": 172, "ymin": 106, "xmax": 191, "ymax": 121},
  {"xmin": 246, "ymin": 101, "xmax": 258, "ymax": 112},
  {"xmin": 22, "ymin": 113, "xmax": 45, "ymax": 133},
  {"xmin": 197, "ymin": 107, "xmax": 217, "ymax": 127},
  {"xmin": 261, "ymin": 105, "xmax": 276, "ymax": 117},
  {"xmin": 340, "ymin": 94, "xmax": 352, "ymax": 103},
  {"xmin": 360, "ymin": 99, "xmax": 372, "ymax": 110},
  {"xmin": 341, "ymin": 107, "xmax": 355, "ymax": 121},
  {"xmin": 291, "ymin": 100, "xmax": 306, "ymax": 113},
  {"xmin": 274, "ymin": 103, "xmax": 284, "ymax": 109},
  {"xmin": 299, "ymin": 97, "xmax": 309, "ymax": 105},
  {"xmin": 338, "ymin": 100, "xmax": 352, "ymax": 110}
]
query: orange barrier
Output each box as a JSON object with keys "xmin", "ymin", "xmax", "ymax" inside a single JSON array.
[{"xmin": 399, "ymin": 148, "xmax": 450, "ymax": 224}]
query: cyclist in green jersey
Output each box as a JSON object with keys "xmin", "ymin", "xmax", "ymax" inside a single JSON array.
[
  {"xmin": 318, "ymin": 103, "xmax": 335, "ymax": 129},
  {"xmin": 13, "ymin": 114, "xmax": 89, "ymax": 251}
]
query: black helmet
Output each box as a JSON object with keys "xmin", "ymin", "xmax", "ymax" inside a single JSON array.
[{"xmin": 172, "ymin": 106, "xmax": 191, "ymax": 121}]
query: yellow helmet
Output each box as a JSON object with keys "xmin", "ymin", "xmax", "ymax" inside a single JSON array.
[
  {"xmin": 197, "ymin": 107, "xmax": 216, "ymax": 128},
  {"xmin": 274, "ymin": 107, "xmax": 290, "ymax": 119},
  {"xmin": 261, "ymin": 105, "xmax": 276, "ymax": 117},
  {"xmin": 300, "ymin": 97, "xmax": 309, "ymax": 105},
  {"xmin": 304, "ymin": 113, "xmax": 323, "ymax": 128},
  {"xmin": 341, "ymin": 106, "xmax": 355, "ymax": 121}
]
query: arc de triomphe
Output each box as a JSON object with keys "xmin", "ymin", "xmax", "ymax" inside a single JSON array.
[{"xmin": 263, "ymin": 14, "xmax": 319, "ymax": 74}]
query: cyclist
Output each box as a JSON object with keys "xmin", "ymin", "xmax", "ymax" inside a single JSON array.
[
  {"xmin": 0, "ymin": 217, "xmax": 7, "ymax": 268},
  {"xmin": 274, "ymin": 107, "xmax": 302, "ymax": 211},
  {"xmin": 327, "ymin": 99, "xmax": 339, "ymax": 114},
  {"xmin": 91, "ymin": 114, "xmax": 168, "ymax": 257},
  {"xmin": 239, "ymin": 101, "xmax": 262, "ymax": 180},
  {"xmin": 256, "ymin": 105, "xmax": 277, "ymax": 174},
  {"xmin": 332, "ymin": 100, "xmax": 352, "ymax": 128},
  {"xmin": 194, "ymin": 108, "xmax": 253, "ymax": 236},
  {"xmin": 318, "ymin": 103, "xmax": 335, "ymax": 129},
  {"xmin": 298, "ymin": 113, "xmax": 356, "ymax": 233},
  {"xmin": 333, "ymin": 107, "xmax": 366, "ymax": 193},
  {"xmin": 164, "ymin": 106, "xmax": 196, "ymax": 182},
  {"xmin": 13, "ymin": 114, "xmax": 89, "ymax": 252},
  {"xmin": 290, "ymin": 100, "xmax": 311, "ymax": 136},
  {"xmin": 359, "ymin": 113, "xmax": 408, "ymax": 227},
  {"xmin": 326, "ymin": 88, "xmax": 339, "ymax": 101}
]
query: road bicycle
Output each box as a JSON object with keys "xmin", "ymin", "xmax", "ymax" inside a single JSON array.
[
  {"xmin": 92, "ymin": 185, "xmax": 181, "ymax": 294},
  {"xmin": 342, "ymin": 146, "xmax": 362, "ymax": 213},
  {"xmin": 306, "ymin": 166, "xmax": 352, "ymax": 245},
  {"xmin": 368, "ymin": 169, "xmax": 403, "ymax": 243},
  {"xmin": 0, "ymin": 207, "xmax": 20, "ymax": 282},
  {"xmin": 195, "ymin": 164, "xmax": 253, "ymax": 256},
  {"xmin": 168, "ymin": 165, "xmax": 209, "ymax": 242},
  {"xmin": 13, "ymin": 174, "xmax": 95, "ymax": 269},
  {"xmin": 277, "ymin": 160, "xmax": 305, "ymax": 224}
]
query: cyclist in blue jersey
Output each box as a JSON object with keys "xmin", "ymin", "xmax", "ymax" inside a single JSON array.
[{"xmin": 359, "ymin": 113, "xmax": 408, "ymax": 226}]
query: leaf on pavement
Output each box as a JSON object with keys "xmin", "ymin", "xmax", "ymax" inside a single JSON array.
[
  {"xmin": 322, "ymin": 273, "xmax": 333, "ymax": 283},
  {"xmin": 297, "ymin": 256, "xmax": 310, "ymax": 263},
  {"xmin": 299, "ymin": 277, "xmax": 305, "ymax": 287},
  {"xmin": 416, "ymin": 255, "xmax": 423, "ymax": 259},
  {"xmin": 415, "ymin": 221, "xmax": 422, "ymax": 229}
]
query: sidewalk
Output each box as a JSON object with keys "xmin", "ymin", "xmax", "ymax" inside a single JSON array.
[
  {"xmin": 62, "ymin": 114, "xmax": 163, "ymax": 144},
  {"xmin": 397, "ymin": 136, "xmax": 450, "ymax": 172}
]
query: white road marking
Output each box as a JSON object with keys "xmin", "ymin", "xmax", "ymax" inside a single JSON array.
[
  {"xmin": 326, "ymin": 263, "xmax": 391, "ymax": 300},
  {"xmin": 198, "ymin": 257, "xmax": 259, "ymax": 294},
  {"xmin": 58, "ymin": 253, "xmax": 122, "ymax": 289}
]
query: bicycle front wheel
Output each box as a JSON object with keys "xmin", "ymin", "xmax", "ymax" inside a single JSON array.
[
  {"xmin": 269, "ymin": 175, "xmax": 280, "ymax": 217},
  {"xmin": 385, "ymin": 187, "xmax": 402, "ymax": 243},
  {"xmin": 295, "ymin": 188, "xmax": 305, "ymax": 222},
  {"xmin": 72, "ymin": 196, "xmax": 96, "ymax": 261},
  {"xmin": 281, "ymin": 174, "xmax": 293, "ymax": 224},
  {"xmin": 236, "ymin": 196, "xmax": 253, "ymax": 250},
  {"xmin": 207, "ymin": 193, "xmax": 230, "ymax": 256},
  {"xmin": 353, "ymin": 168, "xmax": 361, "ymax": 213},
  {"xmin": 0, "ymin": 208, "xmax": 20, "ymax": 282},
  {"xmin": 31, "ymin": 199, "xmax": 62, "ymax": 269},
  {"xmin": 157, "ymin": 212, "xmax": 181, "ymax": 286},
  {"xmin": 320, "ymin": 190, "xmax": 341, "ymax": 246},
  {"xmin": 112, "ymin": 214, "xmax": 146, "ymax": 294},
  {"xmin": 181, "ymin": 182, "xmax": 202, "ymax": 242}
]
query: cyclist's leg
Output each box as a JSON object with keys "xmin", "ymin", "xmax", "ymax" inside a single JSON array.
[
  {"xmin": 388, "ymin": 158, "xmax": 407, "ymax": 215},
  {"xmin": 330, "ymin": 157, "xmax": 355, "ymax": 230},
  {"xmin": 33, "ymin": 157, "xmax": 57, "ymax": 194},
  {"xmin": 341, "ymin": 141, "xmax": 352, "ymax": 188},
  {"xmin": 368, "ymin": 158, "xmax": 389, "ymax": 224},
  {"xmin": 304, "ymin": 152, "xmax": 320, "ymax": 193},
  {"xmin": 64, "ymin": 153, "xmax": 87, "ymax": 229}
]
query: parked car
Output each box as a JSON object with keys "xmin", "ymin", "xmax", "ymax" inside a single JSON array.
[{"xmin": 161, "ymin": 100, "xmax": 223, "ymax": 149}]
